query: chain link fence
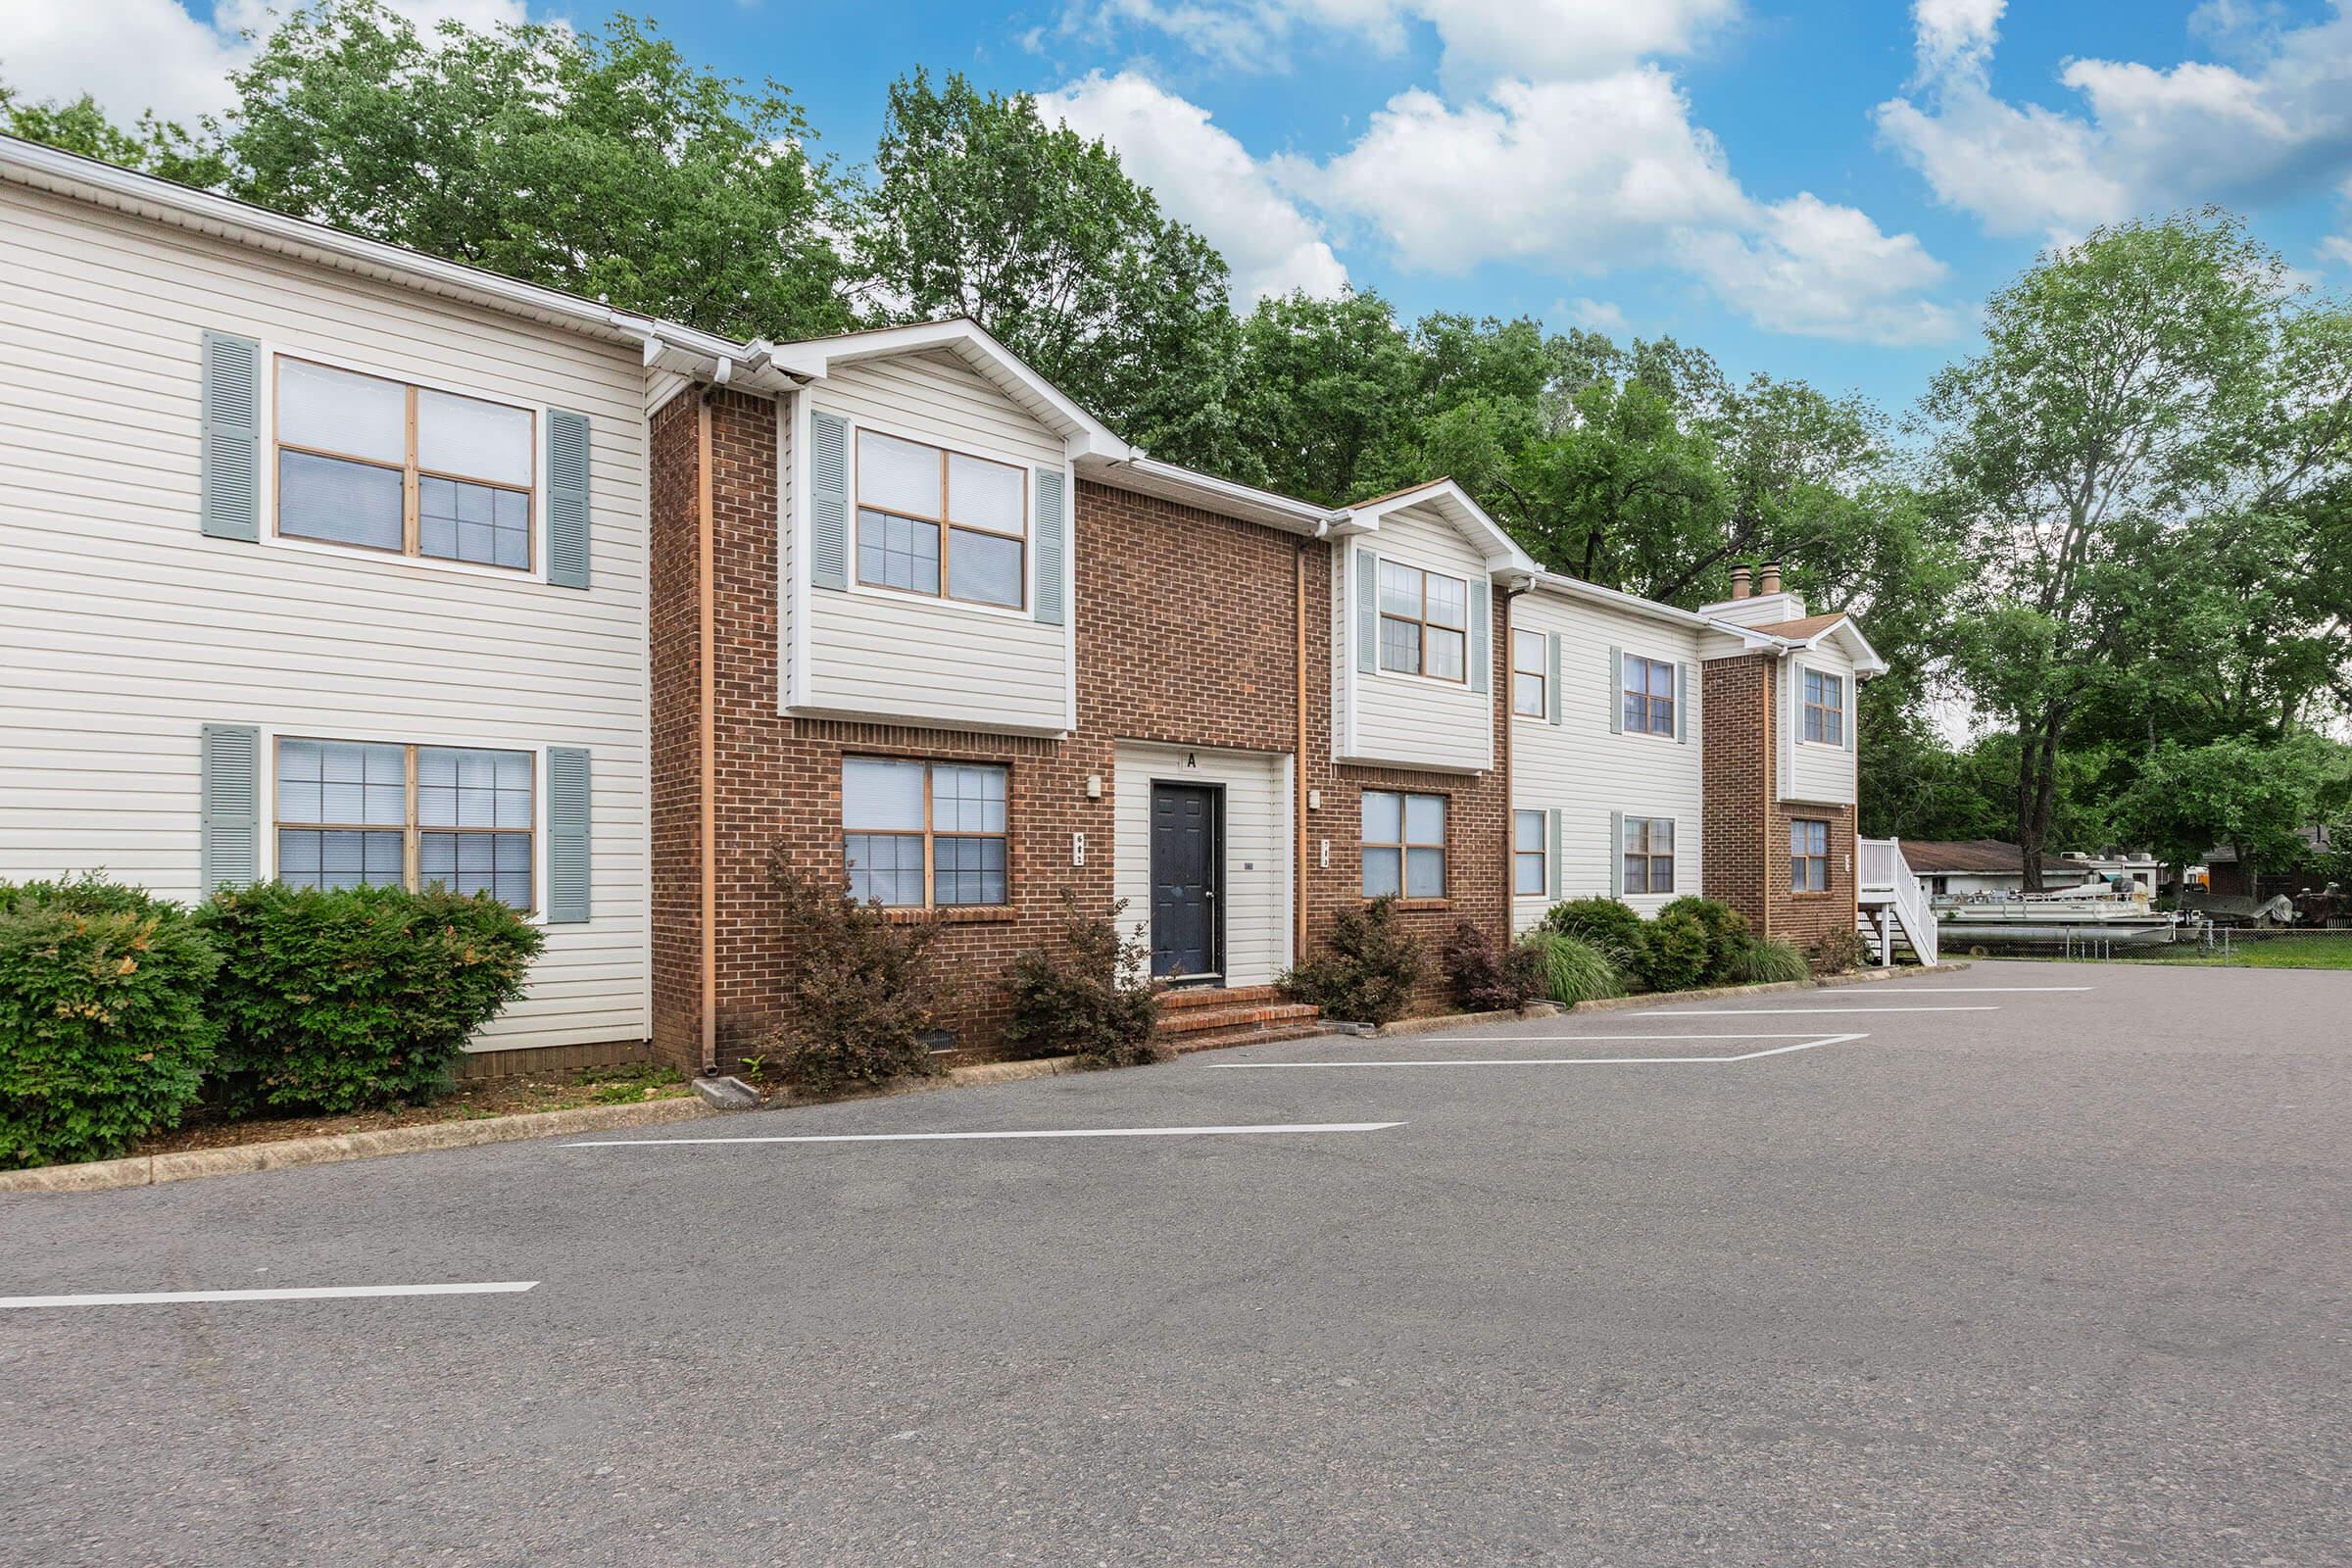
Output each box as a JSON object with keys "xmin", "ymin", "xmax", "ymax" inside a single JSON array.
[{"xmin": 1946, "ymin": 921, "xmax": 2352, "ymax": 968}]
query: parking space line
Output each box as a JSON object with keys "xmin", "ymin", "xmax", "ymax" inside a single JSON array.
[
  {"xmin": 1854, "ymin": 986, "xmax": 2091, "ymax": 993},
  {"xmin": 1220, "ymin": 1034, "xmax": 1868, "ymax": 1069},
  {"xmin": 0, "ymin": 1282, "xmax": 539, "ymax": 1311},
  {"xmin": 1632, "ymin": 1005, "xmax": 1999, "ymax": 1015},
  {"xmin": 566, "ymin": 1122, "xmax": 1405, "ymax": 1149}
]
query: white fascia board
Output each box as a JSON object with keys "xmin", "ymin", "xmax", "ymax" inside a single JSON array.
[
  {"xmin": 0, "ymin": 133, "xmax": 782, "ymax": 375},
  {"xmin": 1326, "ymin": 479, "xmax": 1538, "ymax": 579},
  {"xmin": 1079, "ymin": 455, "xmax": 1328, "ymax": 533},
  {"xmin": 1528, "ymin": 569, "xmax": 1709, "ymax": 630},
  {"xmin": 766, "ymin": 318, "xmax": 1132, "ymax": 462}
]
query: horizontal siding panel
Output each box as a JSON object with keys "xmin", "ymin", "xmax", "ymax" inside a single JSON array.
[{"xmin": 1346, "ymin": 506, "xmax": 1493, "ymax": 771}]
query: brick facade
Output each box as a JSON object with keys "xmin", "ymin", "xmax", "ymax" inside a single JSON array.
[{"xmin": 1699, "ymin": 653, "xmax": 1858, "ymax": 952}]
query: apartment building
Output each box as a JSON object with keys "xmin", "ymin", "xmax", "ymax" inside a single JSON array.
[{"xmin": 0, "ymin": 134, "xmax": 1894, "ymax": 1073}]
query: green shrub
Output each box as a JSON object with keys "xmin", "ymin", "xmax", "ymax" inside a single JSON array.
[
  {"xmin": 1279, "ymin": 897, "xmax": 1424, "ymax": 1025},
  {"xmin": 1524, "ymin": 931, "xmax": 1625, "ymax": 1007},
  {"xmin": 1002, "ymin": 895, "xmax": 1164, "ymax": 1069},
  {"xmin": 1657, "ymin": 896, "xmax": 1750, "ymax": 982},
  {"xmin": 1439, "ymin": 919, "xmax": 1544, "ymax": 1012},
  {"xmin": 199, "ymin": 882, "xmax": 543, "ymax": 1114},
  {"xmin": 1542, "ymin": 897, "xmax": 1645, "ymax": 957},
  {"xmin": 0, "ymin": 876, "xmax": 220, "ymax": 1168},
  {"xmin": 1729, "ymin": 934, "xmax": 1811, "ymax": 985},
  {"xmin": 764, "ymin": 859, "xmax": 945, "ymax": 1098},
  {"xmin": 1808, "ymin": 927, "xmax": 1871, "ymax": 976},
  {"xmin": 1634, "ymin": 907, "xmax": 1711, "ymax": 993}
]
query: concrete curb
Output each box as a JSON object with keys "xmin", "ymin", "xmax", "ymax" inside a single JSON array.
[
  {"xmin": 0, "ymin": 1097, "xmax": 714, "ymax": 1195},
  {"xmin": 1332, "ymin": 1003, "xmax": 1564, "ymax": 1039}
]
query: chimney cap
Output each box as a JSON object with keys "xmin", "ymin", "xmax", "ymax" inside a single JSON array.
[
  {"xmin": 1758, "ymin": 561, "xmax": 1784, "ymax": 595},
  {"xmin": 1728, "ymin": 564, "xmax": 1751, "ymax": 600}
]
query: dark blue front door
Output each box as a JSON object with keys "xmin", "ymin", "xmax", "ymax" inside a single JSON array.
[{"xmin": 1150, "ymin": 783, "xmax": 1220, "ymax": 980}]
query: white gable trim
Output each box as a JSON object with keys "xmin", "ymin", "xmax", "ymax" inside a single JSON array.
[{"xmin": 1324, "ymin": 479, "xmax": 1538, "ymax": 580}]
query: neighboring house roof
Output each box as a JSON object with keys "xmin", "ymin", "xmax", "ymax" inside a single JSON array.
[
  {"xmin": 0, "ymin": 131, "xmax": 782, "ymax": 391},
  {"xmin": 1900, "ymin": 839, "xmax": 2082, "ymax": 876}
]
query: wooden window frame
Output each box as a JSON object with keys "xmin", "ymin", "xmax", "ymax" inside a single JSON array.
[
  {"xmin": 1376, "ymin": 560, "xmax": 1470, "ymax": 683},
  {"xmin": 1513, "ymin": 808, "xmax": 1546, "ymax": 897},
  {"xmin": 1622, "ymin": 654, "xmax": 1676, "ymax": 737},
  {"xmin": 853, "ymin": 429, "xmax": 1029, "ymax": 612},
  {"xmin": 842, "ymin": 758, "xmax": 1011, "ymax": 910},
  {"xmin": 271, "ymin": 736, "xmax": 536, "ymax": 911},
  {"xmin": 1622, "ymin": 815, "xmax": 1675, "ymax": 896},
  {"xmin": 271, "ymin": 356, "xmax": 537, "ymax": 571},
  {"xmin": 1791, "ymin": 817, "xmax": 1832, "ymax": 894},
  {"xmin": 1511, "ymin": 629, "xmax": 1546, "ymax": 717},
  {"xmin": 1361, "ymin": 788, "xmax": 1448, "ymax": 900},
  {"xmin": 1803, "ymin": 669, "xmax": 1845, "ymax": 746}
]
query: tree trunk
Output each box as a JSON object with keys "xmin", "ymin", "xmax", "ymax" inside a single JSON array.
[{"xmin": 2014, "ymin": 711, "xmax": 2065, "ymax": 893}]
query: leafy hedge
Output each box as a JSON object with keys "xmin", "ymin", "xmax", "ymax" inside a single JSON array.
[
  {"xmin": 1001, "ymin": 896, "xmax": 1163, "ymax": 1068},
  {"xmin": 1440, "ymin": 920, "xmax": 1544, "ymax": 1012},
  {"xmin": 1280, "ymin": 897, "xmax": 1424, "ymax": 1025},
  {"xmin": 765, "ymin": 860, "xmax": 944, "ymax": 1098},
  {"xmin": 1657, "ymin": 896, "xmax": 1750, "ymax": 983},
  {"xmin": 0, "ymin": 876, "xmax": 220, "ymax": 1168},
  {"xmin": 199, "ymin": 882, "xmax": 543, "ymax": 1113}
]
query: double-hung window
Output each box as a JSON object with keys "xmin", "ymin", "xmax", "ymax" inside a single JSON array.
[
  {"xmin": 1513, "ymin": 809, "xmax": 1546, "ymax": 896},
  {"xmin": 275, "ymin": 359, "xmax": 535, "ymax": 569},
  {"xmin": 842, "ymin": 759, "xmax": 1009, "ymax": 908},
  {"xmin": 1377, "ymin": 561, "xmax": 1468, "ymax": 681},
  {"xmin": 856, "ymin": 430, "xmax": 1027, "ymax": 609},
  {"xmin": 1621, "ymin": 816, "xmax": 1675, "ymax": 896},
  {"xmin": 1511, "ymin": 629, "xmax": 1546, "ymax": 717},
  {"xmin": 1363, "ymin": 790, "xmax": 1446, "ymax": 899},
  {"xmin": 1791, "ymin": 818, "xmax": 1832, "ymax": 892},
  {"xmin": 1803, "ymin": 669, "xmax": 1845, "ymax": 745},
  {"xmin": 1622, "ymin": 655, "xmax": 1676, "ymax": 736},
  {"xmin": 274, "ymin": 738, "xmax": 534, "ymax": 909}
]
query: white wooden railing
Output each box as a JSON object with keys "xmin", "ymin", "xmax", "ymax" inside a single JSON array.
[{"xmin": 1858, "ymin": 836, "xmax": 1938, "ymax": 966}]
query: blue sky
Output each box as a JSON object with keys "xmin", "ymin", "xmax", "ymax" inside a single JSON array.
[{"xmin": 15, "ymin": 1, "xmax": 2352, "ymax": 413}]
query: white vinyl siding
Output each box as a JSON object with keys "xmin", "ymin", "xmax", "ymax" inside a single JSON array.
[
  {"xmin": 0, "ymin": 181, "xmax": 650, "ymax": 1054},
  {"xmin": 798, "ymin": 351, "xmax": 1070, "ymax": 734},
  {"xmin": 1111, "ymin": 743, "xmax": 1294, "ymax": 989},
  {"xmin": 1342, "ymin": 502, "xmax": 1494, "ymax": 772},
  {"xmin": 1784, "ymin": 645, "xmax": 1858, "ymax": 807},
  {"xmin": 1511, "ymin": 587, "xmax": 1706, "ymax": 929}
]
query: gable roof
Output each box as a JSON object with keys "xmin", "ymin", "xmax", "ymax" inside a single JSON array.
[
  {"xmin": 766, "ymin": 318, "xmax": 1131, "ymax": 463},
  {"xmin": 0, "ymin": 132, "xmax": 789, "ymax": 392},
  {"xmin": 1707, "ymin": 608, "xmax": 1887, "ymax": 677},
  {"xmin": 1324, "ymin": 478, "xmax": 1540, "ymax": 579}
]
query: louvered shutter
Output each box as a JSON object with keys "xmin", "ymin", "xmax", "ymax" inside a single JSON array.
[
  {"xmin": 1355, "ymin": 549, "xmax": 1380, "ymax": 673},
  {"xmin": 1546, "ymin": 633, "xmax": 1563, "ymax": 725},
  {"xmin": 1606, "ymin": 646, "xmax": 1623, "ymax": 735},
  {"xmin": 1844, "ymin": 674, "xmax": 1856, "ymax": 753},
  {"xmin": 546, "ymin": 747, "xmax": 592, "ymax": 923},
  {"xmin": 1468, "ymin": 580, "xmax": 1491, "ymax": 694},
  {"xmin": 1608, "ymin": 809, "xmax": 1624, "ymax": 898},
  {"xmin": 809, "ymin": 411, "xmax": 849, "ymax": 591},
  {"xmin": 1548, "ymin": 808, "xmax": 1564, "ymax": 900},
  {"xmin": 1034, "ymin": 466, "xmax": 1067, "ymax": 625},
  {"xmin": 199, "ymin": 724, "xmax": 261, "ymax": 892},
  {"xmin": 546, "ymin": 410, "xmax": 591, "ymax": 588},
  {"xmin": 1676, "ymin": 662, "xmax": 1690, "ymax": 744},
  {"xmin": 199, "ymin": 331, "xmax": 261, "ymax": 542}
]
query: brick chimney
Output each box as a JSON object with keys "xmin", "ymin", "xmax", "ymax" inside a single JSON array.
[{"xmin": 1729, "ymin": 564, "xmax": 1751, "ymax": 601}]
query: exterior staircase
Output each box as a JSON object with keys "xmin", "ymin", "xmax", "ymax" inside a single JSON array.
[
  {"xmin": 1857, "ymin": 836, "xmax": 1940, "ymax": 966},
  {"xmin": 1152, "ymin": 985, "xmax": 1327, "ymax": 1054}
]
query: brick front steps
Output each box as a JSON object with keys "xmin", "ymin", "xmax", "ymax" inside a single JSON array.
[{"xmin": 1154, "ymin": 984, "xmax": 1329, "ymax": 1054}]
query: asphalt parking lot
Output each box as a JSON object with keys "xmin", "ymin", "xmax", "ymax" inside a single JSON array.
[{"xmin": 4, "ymin": 960, "xmax": 2346, "ymax": 1567}]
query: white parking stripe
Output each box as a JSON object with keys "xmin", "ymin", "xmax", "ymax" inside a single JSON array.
[
  {"xmin": 1854, "ymin": 986, "xmax": 2091, "ymax": 993},
  {"xmin": 1633, "ymin": 1005, "xmax": 1999, "ymax": 1016},
  {"xmin": 567, "ymin": 1122, "xmax": 1404, "ymax": 1149},
  {"xmin": 0, "ymin": 1282, "xmax": 538, "ymax": 1310},
  {"xmin": 1222, "ymin": 1034, "xmax": 1868, "ymax": 1069},
  {"xmin": 1403, "ymin": 1032, "xmax": 1830, "ymax": 1044}
]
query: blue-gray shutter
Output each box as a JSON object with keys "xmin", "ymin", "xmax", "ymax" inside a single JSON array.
[
  {"xmin": 546, "ymin": 747, "xmax": 591, "ymax": 923},
  {"xmin": 1468, "ymin": 580, "xmax": 1490, "ymax": 694},
  {"xmin": 1677, "ymin": 662, "xmax": 1690, "ymax": 744},
  {"xmin": 1606, "ymin": 646, "xmax": 1623, "ymax": 735},
  {"xmin": 198, "ymin": 330, "xmax": 261, "ymax": 542},
  {"xmin": 545, "ymin": 410, "xmax": 591, "ymax": 589},
  {"xmin": 1548, "ymin": 807, "xmax": 1564, "ymax": 900},
  {"xmin": 1843, "ymin": 673, "xmax": 1856, "ymax": 753},
  {"xmin": 809, "ymin": 411, "xmax": 849, "ymax": 591},
  {"xmin": 1355, "ymin": 549, "xmax": 1380, "ymax": 674},
  {"xmin": 1546, "ymin": 632, "xmax": 1563, "ymax": 725},
  {"xmin": 1608, "ymin": 809, "xmax": 1624, "ymax": 898},
  {"xmin": 1033, "ymin": 466, "xmax": 1067, "ymax": 625},
  {"xmin": 199, "ymin": 723, "xmax": 261, "ymax": 892}
]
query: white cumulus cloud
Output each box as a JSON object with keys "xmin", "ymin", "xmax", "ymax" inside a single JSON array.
[{"xmin": 1037, "ymin": 71, "xmax": 1348, "ymax": 300}]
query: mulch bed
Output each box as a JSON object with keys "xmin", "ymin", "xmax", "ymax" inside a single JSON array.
[{"xmin": 128, "ymin": 1066, "xmax": 692, "ymax": 1156}]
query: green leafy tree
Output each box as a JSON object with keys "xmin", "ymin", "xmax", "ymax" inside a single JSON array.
[
  {"xmin": 0, "ymin": 82, "xmax": 225, "ymax": 186},
  {"xmin": 855, "ymin": 70, "xmax": 1237, "ymax": 455},
  {"xmin": 2113, "ymin": 735, "xmax": 2352, "ymax": 886}
]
